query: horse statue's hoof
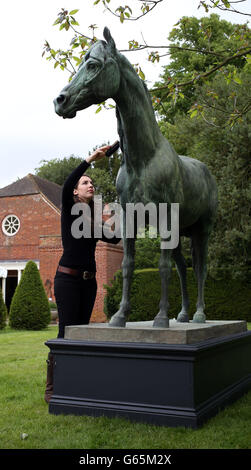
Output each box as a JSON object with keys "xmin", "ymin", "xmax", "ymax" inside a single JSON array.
[
  {"xmin": 109, "ymin": 313, "xmax": 126, "ymax": 327},
  {"xmin": 192, "ymin": 312, "xmax": 206, "ymax": 323},
  {"xmin": 153, "ymin": 316, "xmax": 169, "ymax": 328},
  {"xmin": 176, "ymin": 312, "xmax": 189, "ymax": 323}
]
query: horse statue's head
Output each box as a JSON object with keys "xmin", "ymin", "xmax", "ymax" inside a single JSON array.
[{"xmin": 54, "ymin": 27, "xmax": 121, "ymax": 119}]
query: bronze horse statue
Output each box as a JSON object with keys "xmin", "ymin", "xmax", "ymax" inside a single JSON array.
[{"xmin": 54, "ymin": 27, "xmax": 218, "ymax": 328}]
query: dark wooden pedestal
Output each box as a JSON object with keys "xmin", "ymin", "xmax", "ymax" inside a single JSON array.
[{"xmin": 45, "ymin": 331, "xmax": 251, "ymax": 428}]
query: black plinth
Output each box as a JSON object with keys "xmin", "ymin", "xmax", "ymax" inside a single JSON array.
[{"xmin": 45, "ymin": 331, "xmax": 251, "ymax": 428}]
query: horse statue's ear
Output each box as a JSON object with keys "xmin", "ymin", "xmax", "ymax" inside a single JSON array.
[{"xmin": 103, "ymin": 27, "xmax": 116, "ymax": 54}]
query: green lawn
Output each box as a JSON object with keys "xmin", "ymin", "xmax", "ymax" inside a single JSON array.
[{"xmin": 0, "ymin": 324, "xmax": 251, "ymax": 449}]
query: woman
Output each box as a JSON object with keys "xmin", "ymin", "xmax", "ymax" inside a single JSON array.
[{"xmin": 44, "ymin": 145, "xmax": 120, "ymax": 403}]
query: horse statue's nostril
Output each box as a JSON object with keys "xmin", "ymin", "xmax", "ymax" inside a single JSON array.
[{"xmin": 56, "ymin": 94, "xmax": 67, "ymax": 105}]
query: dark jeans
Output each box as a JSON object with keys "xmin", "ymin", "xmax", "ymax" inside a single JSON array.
[{"xmin": 54, "ymin": 271, "xmax": 97, "ymax": 338}]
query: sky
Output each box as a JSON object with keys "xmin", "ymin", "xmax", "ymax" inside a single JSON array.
[{"xmin": 0, "ymin": 0, "xmax": 250, "ymax": 188}]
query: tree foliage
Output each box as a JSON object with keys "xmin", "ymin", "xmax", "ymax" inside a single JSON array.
[
  {"xmin": 152, "ymin": 12, "xmax": 251, "ymax": 278},
  {"xmin": 134, "ymin": 229, "xmax": 161, "ymax": 269},
  {"xmin": 160, "ymin": 64, "xmax": 251, "ymax": 279},
  {"xmin": 35, "ymin": 145, "xmax": 121, "ymax": 202},
  {"xmin": 35, "ymin": 155, "xmax": 83, "ymax": 185},
  {"xmin": 43, "ymin": 1, "xmax": 251, "ymax": 122},
  {"xmin": 153, "ymin": 13, "xmax": 251, "ymax": 123}
]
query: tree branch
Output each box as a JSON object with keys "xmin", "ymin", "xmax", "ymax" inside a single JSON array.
[
  {"xmin": 121, "ymin": 43, "xmax": 235, "ymax": 57},
  {"xmin": 103, "ymin": 0, "xmax": 164, "ymax": 21},
  {"xmin": 209, "ymin": 0, "xmax": 251, "ymax": 17},
  {"xmin": 150, "ymin": 47, "xmax": 251, "ymax": 92}
]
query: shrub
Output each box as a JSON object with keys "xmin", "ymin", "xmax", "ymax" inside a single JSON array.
[
  {"xmin": 104, "ymin": 268, "xmax": 251, "ymax": 322},
  {"xmin": 9, "ymin": 261, "xmax": 51, "ymax": 330},
  {"xmin": 0, "ymin": 287, "xmax": 7, "ymax": 329},
  {"xmin": 49, "ymin": 301, "xmax": 57, "ymax": 310}
]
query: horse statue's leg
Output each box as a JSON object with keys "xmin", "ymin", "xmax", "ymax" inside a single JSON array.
[
  {"xmin": 172, "ymin": 242, "xmax": 190, "ymax": 322},
  {"xmin": 191, "ymin": 230, "xmax": 209, "ymax": 323},
  {"xmin": 153, "ymin": 243, "xmax": 172, "ymax": 328},
  {"xmin": 109, "ymin": 210, "xmax": 135, "ymax": 327}
]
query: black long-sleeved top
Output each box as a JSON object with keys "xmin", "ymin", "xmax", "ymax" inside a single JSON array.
[{"xmin": 58, "ymin": 160, "xmax": 120, "ymax": 271}]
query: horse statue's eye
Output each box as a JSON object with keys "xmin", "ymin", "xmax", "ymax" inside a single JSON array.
[{"xmin": 87, "ymin": 62, "xmax": 97, "ymax": 71}]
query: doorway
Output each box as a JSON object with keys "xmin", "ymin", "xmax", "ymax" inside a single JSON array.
[{"xmin": 5, "ymin": 270, "xmax": 18, "ymax": 311}]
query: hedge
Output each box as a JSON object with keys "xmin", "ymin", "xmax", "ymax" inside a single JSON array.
[
  {"xmin": 104, "ymin": 268, "xmax": 251, "ymax": 322},
  {"xmin": 9, "ymin": 261, "xmax": 51, "ymax": 330}
]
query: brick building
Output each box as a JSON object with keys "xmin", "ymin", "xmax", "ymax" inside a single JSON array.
[{"xmin": 0, "ymin": 174, "xmax": 123, "ymax": 322}]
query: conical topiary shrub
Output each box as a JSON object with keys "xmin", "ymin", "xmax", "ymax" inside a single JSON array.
[
  {"xmin": 9, "ymin": 261, "xmax": 51, "ymax": 330},
  {"xmin": 0, "ymin": 287, "xmax": 7, "ymax": 330}
]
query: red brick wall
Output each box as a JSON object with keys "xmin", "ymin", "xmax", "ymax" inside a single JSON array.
[
  {"xmin": 0, "ymin": 194, "xmax": 61, "ymax": 261},
  {"xmin": 92, "ymin": 241, "xmax": 123, "ymax": 322},
  {"xmin": 39, "ymin": 235, "xmax": 62, "ymax": 299},
  {"xmin": 0, "ymin": 194, "xmax": 123, "ymax": 323}
]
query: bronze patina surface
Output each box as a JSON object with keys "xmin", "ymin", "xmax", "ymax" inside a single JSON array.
[{"xmin": 54, "ymin": 28, "xmax": 218, "ymax": 328}]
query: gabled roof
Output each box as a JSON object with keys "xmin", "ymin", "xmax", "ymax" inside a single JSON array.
[{"xmin": 0, "ymin": 174, "xmax": 62, "ymax": 211}]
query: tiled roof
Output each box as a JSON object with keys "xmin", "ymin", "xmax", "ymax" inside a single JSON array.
[{"xmin": 0, "ymin": 174, "xmax": 62, "ymax": 211}]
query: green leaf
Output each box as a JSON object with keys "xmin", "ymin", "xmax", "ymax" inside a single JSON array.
[
  {"xmin": 139, "ymin": 68, "xmax": 145, "ymax": 80},
  {"xmin": 233, "ymin": 76, "xmax": 242, "ymax": 85},
  {"xmin": 73, "ymin": 56, "xmax": 82, "ymax": 66},
  {"xmin": 69, "ymin": 9, "xmax": 79, "ymax": 15},
  {"xmin": 95, "ymin": 106, "xmax": 102, "ymax": 113},
  {"xmin": 53, "ymin": 18, "xmax": 61, "ymax": 26},
  {"xmin": 246, "ymin": 55, "xmax": 251, "ymax": 65},
  {"xmin": 189, "ymin": 109, "xmax": 198, "ymax": 118}
]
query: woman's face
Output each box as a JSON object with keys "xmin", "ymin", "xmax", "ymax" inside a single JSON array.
[{"xmin": 73, "ymin": 175, "xmax": 95, "ymax": 203}]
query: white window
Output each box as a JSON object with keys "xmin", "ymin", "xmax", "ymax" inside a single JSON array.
[{"xmin": 2, "ymin": 214, "xmax": 20, "ymax": 236}]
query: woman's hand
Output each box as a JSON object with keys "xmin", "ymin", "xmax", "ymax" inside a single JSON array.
[{"xmin": 85, "ymin": 145, "xmax": 111, "ymax": 164}]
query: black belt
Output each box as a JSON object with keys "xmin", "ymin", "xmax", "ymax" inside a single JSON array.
[{"xmin": 57, "ymin": 265, "xmax": 95, "ymax": 280}]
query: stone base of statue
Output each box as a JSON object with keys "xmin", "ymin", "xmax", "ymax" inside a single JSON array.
[{"xmin": 45, "ymin": 320, "xmax": 251, "ymax": 428}]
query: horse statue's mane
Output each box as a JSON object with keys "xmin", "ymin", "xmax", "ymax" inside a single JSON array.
[
  {"xmin": 115, "ymin": 106, "xmax": 124, "ymax": 157},
  {"xmin": 116, "ymin": 79, "xmax": 155, "ymax": 170}
]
